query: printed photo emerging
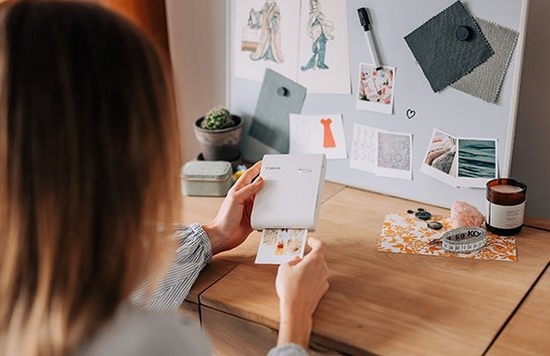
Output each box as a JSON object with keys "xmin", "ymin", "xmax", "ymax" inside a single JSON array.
[{"xmin": 255, "ymin": 228, "xmax": 307, "ymax": 264}]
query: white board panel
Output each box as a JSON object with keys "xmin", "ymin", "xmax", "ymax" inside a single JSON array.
[{"xmin": 228, "ymin": 0, "xmax": 529, "ymax": 212}]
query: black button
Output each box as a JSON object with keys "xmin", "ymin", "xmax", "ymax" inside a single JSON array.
[
  {"xmin": 415, "ymin": 211, "xmax": 432, "ymax": 220},
  {"xmin": 427, "ymin": 221, "xmax": 443, "ymax": 230},
  {"xmin": 456, "ymin": 26, "xmax": 472, "ymax": 41}
]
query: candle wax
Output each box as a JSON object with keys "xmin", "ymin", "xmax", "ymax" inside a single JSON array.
[{"xmin": 489, "ymin": 184, "xmax": 523, "ymax": 194}]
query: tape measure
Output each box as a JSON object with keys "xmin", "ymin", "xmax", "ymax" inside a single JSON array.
[{"xmin": 440, "ymin": 227, "xmax": 487, "ymax": 253}]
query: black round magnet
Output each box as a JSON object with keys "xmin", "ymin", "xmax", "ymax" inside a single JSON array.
[
  {"xmin": 455, "ymin": 26, "xmax": 472, "ymax": 41},
  {"xmin": 277, "ymin": 87, "xmax": 289, "ymax": 96}
]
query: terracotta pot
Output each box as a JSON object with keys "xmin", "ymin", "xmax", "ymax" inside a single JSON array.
[{"xmin": 193, "ymin": 115, "xmax": 244, "ymax": 161}]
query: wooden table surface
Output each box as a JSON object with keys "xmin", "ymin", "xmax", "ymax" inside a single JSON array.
[
  {"xmin": 486, "ymin": 264, "xmax": 550, "ymax": 355},
  {"xmin": 183, "ymin": 183, "xmax": 550, "ymax": 355}
]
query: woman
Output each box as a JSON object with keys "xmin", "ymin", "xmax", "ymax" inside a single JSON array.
[{"xmin": 0, "ymin": 1, "xmax": 329, "ymax": 355}]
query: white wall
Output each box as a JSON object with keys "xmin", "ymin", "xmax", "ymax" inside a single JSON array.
[
  {"xmin": 167, "ymin": 0, "xmax": 550, "ymax": 220},
  {"xmin": 165, "ymin": 0, "xmax": 227, "ymax": 163}
]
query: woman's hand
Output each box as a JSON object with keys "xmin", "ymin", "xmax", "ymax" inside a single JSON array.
[
  {"xmin": 203, "ymin": 161, "xmax": 263, "ymax": 255},
  {"xmin": 275, "ymin": 237, "xmax": 330, "ymax": 348}
]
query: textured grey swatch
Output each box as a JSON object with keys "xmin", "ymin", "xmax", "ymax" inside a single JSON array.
[
  {"xmin": 249, "ymin": 69, "xmax": 307, "ymax": 153},
  {"xmin": 451, "ymin": 18, "xmax": 519, "ymax": 103},
  {"xmin": 404, "ymin": 1, "xmax": 494, "ymax": 92}
]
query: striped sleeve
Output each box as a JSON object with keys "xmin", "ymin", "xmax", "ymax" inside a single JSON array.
[{"xmin": 130, "ymin": 223, "xmax": 213, "ymax": 311}]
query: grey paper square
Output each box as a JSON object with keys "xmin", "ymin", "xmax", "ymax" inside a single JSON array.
[
  {"xmin": 404, "ymin": 1, "xmax": 494, "ymax": 92},
  {"xmin": 249, "ymin": 69, "xmax": 307, "ymax": 153},
  {"xmin": 451, "ymin": 18, "xmax": 519, "ymax": 103}
]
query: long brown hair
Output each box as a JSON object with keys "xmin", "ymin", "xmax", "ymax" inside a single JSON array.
[{"xmin": 0, "ymin": 1, "xmax": 181, "ymax": 354}]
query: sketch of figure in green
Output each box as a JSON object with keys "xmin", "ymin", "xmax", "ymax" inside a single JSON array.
[
  {"xmin": 301, "ymin": 0, "xmax": 334, "ymax": 71},
  {"xmin": 249, "ymin": 0, "xmax": 284, "ymax": 63}
]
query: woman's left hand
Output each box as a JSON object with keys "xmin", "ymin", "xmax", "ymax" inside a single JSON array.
[{"xmin": 203, "ymin": 161, "xmax": 263, "ymax": 255}]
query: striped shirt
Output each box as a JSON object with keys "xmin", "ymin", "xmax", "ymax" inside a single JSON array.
[{"xmin": 121, "ymin": 224, "xmax": 307, "ymax": 356}]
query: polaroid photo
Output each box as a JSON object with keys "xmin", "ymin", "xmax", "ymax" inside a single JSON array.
[
  {"xmin": 375, "ymin": 130, "xmax": 413, "ymax": 180},
  {"xmin": 255, "ymin": 228, "xmax": 308, "ymax": 265},
  {"xmin": 356, "ymin": 62, "xmax": 396, "ymax": 115},
  {"xmin": 456, "ymin": 137, "xmax": 498, "ymax": 188},
  {"xmin": 420, "ymin": 128, "xmax": 459, "ymax": 187}
]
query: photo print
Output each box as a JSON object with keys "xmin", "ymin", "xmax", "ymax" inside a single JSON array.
[
  {"xmin": 421, "ymin": 128, "xmax": 498, "ymax": 188},
  {"xmin": 376, "ymin": 130, "xmax": 412, "ymax": 180},
  {"xmin": 420, "ymin": 128, "xmax": 458, "ymax": 187},
  {"xmin": 349, "ymin": 124, "xmax": 412, "ymax": 179},
  {"xmin": 356, "ymin": 62, "xmax": 396, "ymax": 114},
  {"xmin": 456, "ymin": 137, "xmax": 498, "ymax": 188},
  {"xmin": 255, "ymin": 228, "xmax": 308, "ymax": 264}
]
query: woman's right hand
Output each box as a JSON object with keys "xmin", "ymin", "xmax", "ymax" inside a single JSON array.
[{"xmin": 274, "ymin": 237, "xmax": 330, "ymax": 349}]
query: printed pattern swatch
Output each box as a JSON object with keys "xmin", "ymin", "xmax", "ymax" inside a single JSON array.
[{"xmin": 378, "ymin": 213, "xmax": 517, "ymax": 261}]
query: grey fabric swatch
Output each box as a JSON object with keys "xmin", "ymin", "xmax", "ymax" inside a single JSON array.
[
  {"xmin": 249, "ymin": 69, "xmax": 307, "ymax": 153},
  {"xmin": 451, "ymin": 18, "xmax": 519, "ymax": 103},
  {"xmin": 404, "ymin": 1, "xmax": 494, "ymax": 92}
]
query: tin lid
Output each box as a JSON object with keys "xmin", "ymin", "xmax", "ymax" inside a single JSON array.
[{"xmin": 182, "ymin": 160, "xmax": 233, "ymax": 181}]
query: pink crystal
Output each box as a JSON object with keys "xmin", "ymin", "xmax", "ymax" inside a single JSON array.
[{"xmin": 450, "ymin": 201, "xmax": 485, "ymax": 228}]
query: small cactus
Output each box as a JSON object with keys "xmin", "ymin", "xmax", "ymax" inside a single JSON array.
[{"xmin": 200, "ymin": 106, "xmax": 235, "ymax": 130}]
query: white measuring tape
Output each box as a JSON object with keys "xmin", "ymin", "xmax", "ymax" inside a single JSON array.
[{"xmin": 440, "ymin": 227, "xmax": 487, "ymax": 253}]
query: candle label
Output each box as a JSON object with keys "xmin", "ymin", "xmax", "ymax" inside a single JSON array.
[{"xmin": 486, "ymin": 202, "xmax": 525, "ymax": 229}]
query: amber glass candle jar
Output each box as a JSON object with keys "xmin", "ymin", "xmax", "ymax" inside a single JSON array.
[{"xmin": 485, "ymin": 178, "xmax": 527, "ymax": 236}]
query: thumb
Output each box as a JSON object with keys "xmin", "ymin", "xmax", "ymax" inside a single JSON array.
[{"xmin": 284, "ymin": 256, "xmax": 302, "ymax": 267}]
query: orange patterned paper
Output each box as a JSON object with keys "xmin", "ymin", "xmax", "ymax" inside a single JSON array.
[{"xmin": 378, "ymin": 214, "xmax": 517, "ymax": 261}]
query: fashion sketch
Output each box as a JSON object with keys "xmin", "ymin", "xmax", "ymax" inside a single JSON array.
[
  {"xmin": 301, "ymin": 0, "xmax": 334, "ymax": 71},
  {"xmin": 242, "ymin": 0, "xmax": 284, "ymax": 63}
]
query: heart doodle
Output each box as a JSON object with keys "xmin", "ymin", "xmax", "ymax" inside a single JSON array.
[{"xmin": 406, "ymin": 109, "xmax": 416, "ymax": 119}]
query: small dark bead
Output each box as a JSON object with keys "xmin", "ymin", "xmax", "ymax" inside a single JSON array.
[
  {"xmin": 417, "ymin": 207, "xmax": 425, "ymax": 211},
  {"xmin": 407, "ymin": 209, "xmax": 414, "ymax": 214}
]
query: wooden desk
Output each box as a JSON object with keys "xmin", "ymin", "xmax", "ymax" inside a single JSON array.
[
  {"xmin": 185, "ymin": 184, "xmax": 550, "ymax": 355},
  {"xmin": 487, "ymin": 264, "xmax": 550, "ymax": 355}
]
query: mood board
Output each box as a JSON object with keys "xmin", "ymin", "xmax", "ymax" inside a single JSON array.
[{"xmin": 228, "ymin": 0, "xmax": 529, "ymax": 211}]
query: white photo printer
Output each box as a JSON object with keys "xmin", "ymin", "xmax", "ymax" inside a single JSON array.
[{"xmin": 251, "ymin": 154, "xmax": 327, "ymax": 231}]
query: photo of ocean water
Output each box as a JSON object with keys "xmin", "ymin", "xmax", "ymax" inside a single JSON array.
[{"xmin": 458, "ymin": 139, "xmax": 496, "ymax": 178}]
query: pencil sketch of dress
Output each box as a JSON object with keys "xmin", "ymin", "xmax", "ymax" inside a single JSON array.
[
  {"xmin": 301, "ymin": 0, "xmax": 334, "ymax": 71},
  {"xmin": 241, "ymin": 8, "xmax": 262, "ymax": 52},
  {"xmin": 248, "ymin": 0, "xmax": 284, "ymax": 63}
]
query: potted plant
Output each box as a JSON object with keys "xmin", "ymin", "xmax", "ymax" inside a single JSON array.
[{"xmin": 193, "ymin": 106, "xmax": 244, "ymax": 162}]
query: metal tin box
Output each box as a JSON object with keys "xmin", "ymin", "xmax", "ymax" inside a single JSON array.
[{"xmin": 182, "ymin": 160, "xmax": 234, "ymax": 196}]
